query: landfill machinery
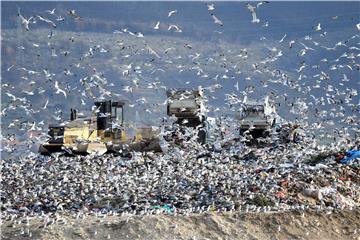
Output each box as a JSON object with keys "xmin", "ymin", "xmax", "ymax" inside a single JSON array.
[
  {"xmin": 39, "ymin": 100, "xmax": 162, "ymax": 155},
  {"xmin": 238, "ymin": 96, "xmax": 277, "ymax": 137},
  {"xmin": 166, "ymin": 88, "xmax": 208, "ymax": 144}
]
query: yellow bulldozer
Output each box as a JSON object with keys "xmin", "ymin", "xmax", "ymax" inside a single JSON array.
[{"xmin": 39, "ymin": 100, "xmax": 162, "ymax": 155}]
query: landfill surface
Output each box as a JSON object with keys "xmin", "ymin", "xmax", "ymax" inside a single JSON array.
[{"xmin": 1, "ymin": 132, "xmax": 360, "ymax": 239}]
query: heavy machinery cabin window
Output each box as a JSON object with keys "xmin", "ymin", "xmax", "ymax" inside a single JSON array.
[{"xmin": 111, "ymin": 107, "xmax": 123, "ymax": 125}]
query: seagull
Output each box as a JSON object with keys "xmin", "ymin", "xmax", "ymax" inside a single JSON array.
[
  {"xmin": 168, "ymin": 24, "xmax": 182, "ymax": 32},
  {"xmin": 207, "ymin": 3, "xmax": 215, "ymax": 11},
  {"xmin": 5, "ymin": 92, "xmax": 17, "ymax": 101},
  {"xmin": 22, "ymin": 90, "xmax": 34, "ymax": 96},
  {"xmin": 136, "ymin": 32, "xmax": 144, "ymax": 38},
  {"xmin": 234, "ymin": 81, "xmax": 239, "ymax": 91},
  {"xmin": 17, "ymin": 9, "xmax": 33, "ymax": 31},
  {"xmin": 51, "ymin": 47, "xmax": 57, "ymax": 57},
  {"xmin": 246, "ymin": 3, "xmax": 260, "ymax": 23},
  {"xmin": 314, "ymin": 23, "xmax": 321, "ymax": 31},
  {"xmin": 211, "ymin": 13, "xmax": 223, "ymax": 26},
  {"xmin": 7, "ymin": 65, "xmax": 14, "ymax": 71},
  {"xmin": 300, "ymin": 42, "xmax": 315, "ymax": 51},
  {"xmin": 43, "ymin": 99, "xmax": 49, "ymax": 109},
  {"xmin": 68, "ymin": 10, "xmax": 82, "ymax": 20},
  {"xmin": 145, "ymin": 44, "xmax": 160, "ymax": 58},
  {"xmin": 36, "ymin": 15, "xmax": 57, "ymax": 28},
  {"xmin": 46, "ymin": 8, "xmax": 56, "ymax": 15},
  {"xmin": 48, "ymin": 31, "xmax": 54, "ymax": 39},
  {"xmin": 256, "ymin": 1, "xmax": 269, "ymax": 8},
  {"xmin": 154, "ymin": 21, "xmax": 160, "ymax": 30},
  {"xmin": 122, "ymin": 86, "xmax": 133, "ymax": 93},
  {"xmin": 168, "ymin": 10, "xmax": 177, "ymax": 18},
  {"xmin": 55, "ymin": 81, "xmax": 67, "ymax": 98},
  {"xmin": 357, "ymin": 23, "xmax": 360, "ymax": 31},
  {"xmin": 341, "ymin": 74, "xmax": 350, "ymax": 82},
  {"xmin": 289, "ymin": 40, "xmax": 295, "ymax": 49},
  {"xmin": 334, "ymin": 41, "xmax": 347, "ymax": 47},
  {"xmin": 279, "ymin": 34, "xmax": 287, "ymax": 43}
]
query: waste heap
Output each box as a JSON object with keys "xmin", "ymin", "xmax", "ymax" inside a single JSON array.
[{"xmin": 1, "ymin": 126, "xmax": 359, "ymax": 219}]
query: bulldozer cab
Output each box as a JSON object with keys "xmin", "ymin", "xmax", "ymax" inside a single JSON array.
[
  {"xmin": 110, "ymin": 101, "xmax": 125, "ymax": 129},
  {"xmin": 94, "ymin": 100, "xmax": 125, "ymax": 141},
  {"xmin": 47, "ymin": 125, "xmax": 65, "ymax": 143}
]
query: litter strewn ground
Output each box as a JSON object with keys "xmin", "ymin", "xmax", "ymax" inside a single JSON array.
[{"xmin": 1, "ymin": 132, "xmax": 359, "ymax": 239}]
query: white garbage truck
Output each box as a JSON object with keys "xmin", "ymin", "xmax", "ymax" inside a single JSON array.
[
  {"xmin": 166, "ymin": 88, "xmax": 208, "ymax": 144},
  {"xmin": 238, "ymin": 96, "xmax": 277, "ymax": 137}
]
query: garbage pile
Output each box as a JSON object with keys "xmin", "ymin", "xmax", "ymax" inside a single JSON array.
[{"xmin": 1, "ymin": 127, "xmax": 359, "ymax": 219}]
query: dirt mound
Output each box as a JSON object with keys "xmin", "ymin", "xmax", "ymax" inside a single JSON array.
[{"xmin": 2, "ymin": 209, "xmax": 359, "ymax": 240}]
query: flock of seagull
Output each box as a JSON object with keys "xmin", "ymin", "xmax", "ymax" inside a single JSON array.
[
  {"xmin": 16, "ymin": 2, "xmax": 266, "ymax": 32},
  {"xmin": 1, "ymin": 2, "xmax": 360, "ymax": 237}
]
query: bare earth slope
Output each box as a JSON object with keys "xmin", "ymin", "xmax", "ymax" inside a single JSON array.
[{"xmin": 2, "ymin": 209, "xmax": 359, "ymax": 240}]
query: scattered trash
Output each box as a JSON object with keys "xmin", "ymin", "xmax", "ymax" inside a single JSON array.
[
  {"xmin": 340, "ymin": 150, "xmax": 360, "ymax": 164},
  {"xmin": 306, "ymin": 150, "xmax": 336, "ymax": 165},
  {"xmin": 150, "ymin": 204, "xmax": 174, "ymax": 213}
]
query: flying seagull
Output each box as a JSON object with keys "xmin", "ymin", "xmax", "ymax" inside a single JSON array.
[
  {"xmin": 207, "ymin": 3, "xmax": 215, "ymax": 11},
  {"xmin": 168, "ymin": 24, "xmax": 182, "ymax": 32},
  {"xmin": 211, "ymin": 13, "xmax": 223, "ymax": 26},
  {"xmin": 43, "ymin": 99, "xmax": 49, "ymax": 109},
  {"xmin": 36, "ymin": 15, "xmax": 57, "ymax": 28},
  {"xmin": 17, "ymin": 9, "xmax": 33, "ymax": 31},
  {"xmin": 46, "ymin": 8, "xmax": 56, "ymax": 15},
  {"xmin": 55, "ymin": 81, "xmax": 67, "ymax": 98},
  {"xmin": 154, "ymin": 21, "xmax": 160, "ymax": 30},
  {"xmin": 168, "ymin": 10, "xmax": 177, "ymax": 18},
  {"xmin": 314, "ymin": 23, "xmax": 321, "ymax": 31},
  {"xmin": 68, "ymin": 10, "xmax": 82, "ymax": 20},
  {"xmin": 246, "ymin": 3, "xmax": 260, "ymax": 23},
  {"xmin": 256, "ymin": 1, "xmax": 269, "ymax": 8},
  {"xmin": 289, "ymin": 40, "xmax": 295, "ymax": 49},
  {"xmin": 7, "ymin": 65, "xmax": 15, "ymax": 71},
  {"xmin": 279, "ymin": 34, "xmax": 287, "ymax": 43}
]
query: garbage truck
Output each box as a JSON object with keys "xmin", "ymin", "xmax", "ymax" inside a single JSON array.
[
  {"xmin": 166, "ymin": 88, "xmax": 208, "ymax": 144},
  {"xmin": 238, "ymin": 96, "xmax": 277, "ymax": 137}
]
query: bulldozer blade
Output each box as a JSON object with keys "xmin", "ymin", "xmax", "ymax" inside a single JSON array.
[
  {"xmin": 129, "ymin": 139, "xmax": 163, "ymax": 152},
  {"xmin": 38, "ymin": 144, "xmax": 63, "ymax": 155},
  {"xmin": 86, "ymin": 142, "xmax": 108, "ymax": 155}
]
